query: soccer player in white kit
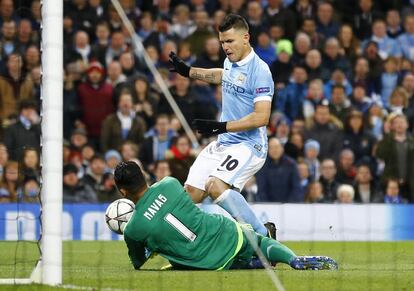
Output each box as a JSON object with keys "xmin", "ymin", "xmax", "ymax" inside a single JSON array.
[{"xmin": 169, "ymin": 14, "xmax": 275, "ymax": 238}]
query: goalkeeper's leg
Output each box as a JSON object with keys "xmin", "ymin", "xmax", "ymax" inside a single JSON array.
[{"xmin": 258, "ymin": 236, "xmax": 338, "ymax": 270}]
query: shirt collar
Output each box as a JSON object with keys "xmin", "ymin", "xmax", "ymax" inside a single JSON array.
[{"xmin": 233, "ymin": 48, "xmax": 255, "ymax": 66}]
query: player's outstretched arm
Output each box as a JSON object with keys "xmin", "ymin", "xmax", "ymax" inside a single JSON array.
[
  {"xmin": 169, "ymin": 51, "xmax": 222, "ymax": 84},
  {"xmin": 226, "ymin": 100, "xmax": 271, "ymax": 132},
  {"xmin": 124, "ymin": 235, "xmax": 149, "ymax": 270}
]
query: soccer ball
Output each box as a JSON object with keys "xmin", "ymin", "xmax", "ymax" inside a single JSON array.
[{"xmin": 105, "ymin": 199, "xmax": 135, "ymax": 234}]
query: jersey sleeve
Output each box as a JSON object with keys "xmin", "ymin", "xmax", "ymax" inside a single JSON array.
[
  {"xmin": 252, "ymin": 63, "xmax": 274, "ymax": 103},
  {"xmin": 124, "ymin": 234, "xmax": 148, "ymax": 270}
]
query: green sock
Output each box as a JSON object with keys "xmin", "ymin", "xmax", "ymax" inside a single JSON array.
[{"xmin": 259, "ymin": 236, "xmax": 297, "ymax": 265}]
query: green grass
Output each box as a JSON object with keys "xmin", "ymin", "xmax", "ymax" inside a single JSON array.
[{"xmin": 1, "ymin": 241, "xmax": 413, "ymax": 291}]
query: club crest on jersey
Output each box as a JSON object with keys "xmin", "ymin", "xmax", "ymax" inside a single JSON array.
[{"xmin": 235, "ymin": 73, "xmax": 247, "ymax": 85}]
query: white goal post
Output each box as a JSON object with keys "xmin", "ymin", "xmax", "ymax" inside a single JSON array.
[{"xmin": 0, "ymin": 0, "xmax": 63, "ymax": 286}]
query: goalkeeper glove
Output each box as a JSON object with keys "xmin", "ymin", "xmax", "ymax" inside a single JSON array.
[
  {"xmin": 168, "ymin": 51, "xmax": 191, "ymax": 77},
  {"xmin": 192, "ymin": 119, "xmax": 227, "ymax": 136}
]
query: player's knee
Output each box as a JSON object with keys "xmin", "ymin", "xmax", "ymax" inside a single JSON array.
[
  {"xmin": 205, "ymin": 177, "xmax": 230, "ymax": 200},
  {"xmin": 184, "ymin": 184, "xmax": 206, "ymax": 203}
]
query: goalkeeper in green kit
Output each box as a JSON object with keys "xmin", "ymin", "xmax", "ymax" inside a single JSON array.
[{"xmin": 114, "ymin": 161, "xmax": 338, "ymax": 271}]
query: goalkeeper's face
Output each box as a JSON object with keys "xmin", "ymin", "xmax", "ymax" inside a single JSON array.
[{"xmin": 219, "ymin": 28, "xmax": 250, "ymax": 63}]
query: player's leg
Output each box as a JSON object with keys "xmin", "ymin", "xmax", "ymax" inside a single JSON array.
[
  {"xmin": 207, "ymin": 177, "xmax": 268, "ymax": 236},
  {"xmin": 258, "ymin": 235, "xmax": 338, "ymax": 270}
]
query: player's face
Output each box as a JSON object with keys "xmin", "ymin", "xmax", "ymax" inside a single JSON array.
[{"xmin": 219, "ymin": 28, "xmax": 250, "ymax": 63}]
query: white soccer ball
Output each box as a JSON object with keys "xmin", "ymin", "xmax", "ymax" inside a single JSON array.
[{"xmin": 105, "ymin": 198, "xmax": 135, "ymax": 234}]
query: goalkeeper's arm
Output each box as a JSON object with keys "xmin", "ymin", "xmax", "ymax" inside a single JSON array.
[{"xmin": 124, "ymin": 235, "xmax": 150, "ymax": 270}]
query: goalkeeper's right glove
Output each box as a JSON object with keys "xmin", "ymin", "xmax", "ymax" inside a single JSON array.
[{"xmin": 168, "ymin": 51, "xmax": 191, "ymax": 77}]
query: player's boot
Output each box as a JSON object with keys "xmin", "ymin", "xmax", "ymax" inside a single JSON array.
[
  {"xmin": 290, "ymin": 256, "xmax": 338, "ymax": 270},
  {"xmin": 264, "ymin": 222, "xmax": 277, "ymax": 240}
]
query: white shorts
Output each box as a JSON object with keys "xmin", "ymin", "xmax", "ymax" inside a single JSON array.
[{"xmin": 185, "ymin": 141, "xmax": 265, "ymax": 191}]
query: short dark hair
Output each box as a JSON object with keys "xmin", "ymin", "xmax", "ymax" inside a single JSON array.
[
  {"xmin": 19, "ymin": 99, "xmax": 38, "ymax": 112},
  {"xmin": 114, "ymin": 161, "xmax": 146, "ymax": 195},
  {"xmin": 218, "ymin": 14, "xmax": 249, "ymax": 32}
]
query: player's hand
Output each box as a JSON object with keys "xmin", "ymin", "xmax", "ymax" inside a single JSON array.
[
  {"xmin": 192, "ymin": 119, "xmax": 227, "ymax": 136},
  {"xmin": 168, "ymin": 51, "xmax": 191, "ymax": 77}
]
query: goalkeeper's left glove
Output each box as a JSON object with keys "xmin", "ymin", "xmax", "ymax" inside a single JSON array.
[{"xmin": 192, "ymin": 119, "xmax": 227, "ymax": 136}]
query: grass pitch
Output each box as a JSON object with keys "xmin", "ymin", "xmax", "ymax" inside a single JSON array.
[{"xmin": 0, "ymin": 241, "xmax": 413, "ymax": 291}]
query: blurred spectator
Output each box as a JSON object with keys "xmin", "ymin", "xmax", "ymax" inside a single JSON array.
[
  {"xmin": 381, "ymin": 57, "xmax": 399, "ymax": 107},
  {"xmin": 352, "ymin": 0, "xmax": 383, "ymax": 40},
  {"xmin": 350, "ymin": 85, "xmax": 372, "ymax": 113},
  {"xmin": 324, "ymin": 70, "xmax": 353, "ymax": 101},
  {"xmin": 301, "ymin": 17, "xmax": 324, "ymax": 50},
  {"xmin": 139, "ymin": 114, "xmax": 175, "ymax": 170},
  {"xmin": 328, "ymin": 85, "xmax": 351, "ymax": 124},
  {"xmin": 319, "ymin": 158, "xmax": 339, "ymax": 202},
  {"xmin": 352, "ymin": 56, "xmax": 379, "ymax": 97},
  {"xmin": 65, "ymin": 0, "xmax": 98, "ymax": 37},
  {"xmin": 21, "ymin": 147, "xmax": 40, "ymax": 181},
  {"xmin": 397, "ymin": 15, "xmax": 414, "ymax": 62},
  {"xmin": 119, "ymin": 51, "xmax": 137, "ymax": 78},
  {"xmin": 70, "ymin": 128, "xmax": 88, "ymax": 156},
  {"xmin": 106, "ymin": 61, "xmax": 126, "ymax": 87},
  {"xmin": 376, "ymin": 114, "xmax": 414, "ymax": 202},
  {"xmin": 24, "ymin": 45, "xmax": 40, "ymax": 72},
  {"xmin": 338, "ymin": 24, "xmax": 361, "ymax": 63},
  {"xmin": 16, "ymin": 19, "xmax": 36, "ymax": 55},
  {"xmin": 342, "ymin": 110, "xmax": 376, "ymax": 166},
  {"xmin": 104, "ymin": 149, "xmax": 122, "ymax": 173},
  {"xmin": 153, "ymin": 159, "xmax": 171, "ymax": 183},
  {"xmin": 336, "ymin": 149, "xmax": 357, "ymax": 184},
  {"xmin": 273, "ymin": 117, "xmax": 291, "ymax": 145},
  {"xmin": 362, "ymin": 41, "xmax": 383, "ymax": 81},
  {"xmin": 255, "ymin": 31, "xmax": 277, "ymax": 66},
  {"xmin": 78, "ymin": 61, "xmax": 114, "ymax": 147},
  {"xmin": 297, "ymin": 160, "xmax": 310, "ymax": 192},
  {"xmin": 277, "ymin": 65, "xmax": 308, "ymax": 120},
  {"xmin": 366, "ymin": 101, "xmax": 386, "ymax": 140},
  {"xmin": 316, "ymin": 2, "xmax": 339, "ymax": 38},
  {"xmin": 256, "ymin": 138, "xmax": 303, "ymax": 202},
  {"xmin": 246, "ymin": 1, "xmax": 267, "ymax": 46},
  {"xmin": 97, "ymin": 172, "xmax": 122, "ymax": 202},
  {"xmin": 291, "ymin": 32, "xmax": 311, "ymax": 65},
  {"xmin": 388, "ymin": 87, "xmax": 410, "ymax": 114},
  {"xmin": 362, "ymin": 19, "xmax": 401, "ymax": 60},
  {"xmin": 0, "ymin": 161, "xmax": 20, "ymax": 202},
  {"xmin": 386, "ymin": 9, "xmax": 404, "ymax": 38},
  {"xmin": 402, "ymin": 73, "xmax": 414, "ymax": 129},
  {"xmin": 304, "ymin": 139, "xmax": 320, "ymax": 181},
  {"xmin": 101, "ymin": 91, "xmax": 146, "ymax": 153},
  {"xmin": 303, "ymin": 79, "xmax": 325, "ymax": 119},
  {"xmin": 66, "ymin": 30, "xmax": 93, "ymax": 65},
  {"xmin": 322, "ymin": 37, "xmax": 351, "ymax": 78},
  {"xmin": 305, "ymin": 103, "xmax": 343, "ymax": 160},
  {"xmin": 305, "ymin": 49, "xmax": 330, "ymax": 81},
  {"xmin": 4, "ymin": 99, "xmax": 40, "ymax": 161},
  {"xmin": 336, "ymin": 184, "xmax": 355, "ymax": 204},
  {"xmin": 270, "ymin": 39, "xmax": 293, "ymax": 86},
  {"xmin": 19, "ymin": 175, "xmax": 39, "ymax": 203},
  {"xmin": 130, "ymin": 74, "xmax": 159, "ymax": 127},
  {"xmin": 284, "ymin": 132, "xmax": 304, "ymax": 160},
  {"xmin": 383, "ymin": 178, "xmax": 408, "ymax": 204},
  {"xmin": 353, "ymin": 163, "xmax": 382, "ymax": 203},
  {"xmin": 304, "ymin": 181, "xmax": 325, "ymax": 203},
  {"xmin": 0, "ymin": 20, "xmax": 16, "ymax": 59},
  {"xmin": 192, "ymin": 36, "xmax": 225, "ymax": 69},
  {"xmin": 80, "ymin": 143, "xmax": 95, "ymax": 173},
  {"xmin": 0, "ymin": 53, "xmax": 34, "ymax": 120},
  {"xmin": 185, "ymin": 10, "xmax": 214, "ymax": 56},
  {"xmin": 265, "ymin": 0, "xmax": 297, "ymax": 41},
  {"xmin": 165, "ymin": 135, "xmax": 196, "ymax": 185},
  {"xmin": 0, "ymin": 143, "xmax": 9, "ymax": 178},
  {"xmin": 120, "ymin": 140, "xmax": 139, "ymax": 161},
  {"xmin": 171, "ymin": 4, "xmax": 196, "ymax": 40},
  {"xmin": 63, "ymin": 163, "xmax": 97, "ymax": 203},
  {"xmin": 83, "ymin": 155, "xmax": 106, "ymax": 195},
  {"xmin": 0, "ymin": 0, "xmax": 17, "ymax": 27},
  {"xmin": 105, "ymin": 31, "xmax": 128, "ymax": 66}
]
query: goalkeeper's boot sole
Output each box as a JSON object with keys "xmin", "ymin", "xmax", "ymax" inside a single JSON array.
[
  {"xmin": 264, "ymin": 222, "xmax": 277, "ymax": 240},
  {"xmin": 290, "ymin": 256, "xmax": 338, "ymax": 270}
]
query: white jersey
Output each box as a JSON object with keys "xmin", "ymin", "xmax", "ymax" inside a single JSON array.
[{"xmin": 218, "ymin": 49, "xmax": 274, "ymax": 159}]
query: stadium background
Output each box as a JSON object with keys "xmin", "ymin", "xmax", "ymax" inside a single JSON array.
[{"xmin": 1, "ymin": 0, "xmax": 414, "ymax": 290}]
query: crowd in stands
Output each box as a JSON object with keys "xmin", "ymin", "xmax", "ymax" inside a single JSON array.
[{"xmin": 0, "ymin": 0, "xmax": 413, "ymax": 204}]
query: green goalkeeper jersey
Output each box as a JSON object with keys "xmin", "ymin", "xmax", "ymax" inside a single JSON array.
[{"xmin": 123, "ymin": 176, "xmax": 244, "ymax": 270}]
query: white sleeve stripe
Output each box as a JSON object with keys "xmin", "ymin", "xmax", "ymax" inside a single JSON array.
[{"xmin": 254, "ymin": 96, "xmax": 272, "ymax": 103}]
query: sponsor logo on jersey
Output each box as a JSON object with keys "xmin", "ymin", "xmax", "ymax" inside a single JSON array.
[
  {"xmin": 143, "ymin": 194, "xmax": 168, "ymax": 221},
  {"xmin": 222, "ymin": 79, "xmax": 245, "ymax": 94},
  {"xmin": 256, "ymin": 87, "xmax": 270, "ymax": 94}
]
